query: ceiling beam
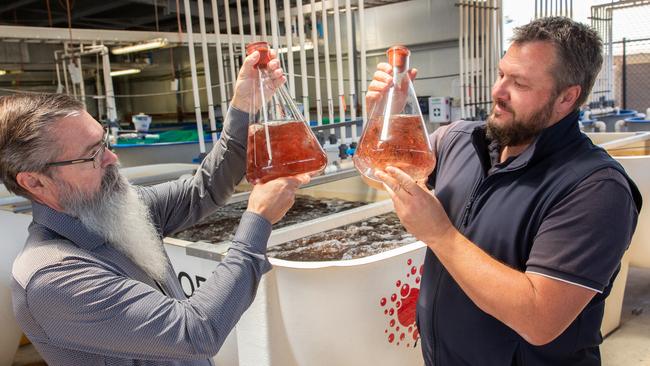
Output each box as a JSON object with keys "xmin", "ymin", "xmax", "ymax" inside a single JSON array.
[
  {"xmin": 0, "ymin": 0, "xmax": 40, "ymax": 15},
  {"xmin": 0, "ymin": 24, "xmax": 267, "ymax": 46},
  {"xmin": 36, "ymin": 1, "xmax": 131, "ymax": 27}
]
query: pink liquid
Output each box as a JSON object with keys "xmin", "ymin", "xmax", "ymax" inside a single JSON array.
[
  {"xmin": 354, "ymin": 114, "xmax": 436, "ymax": 188},
  {"xmin": 246, "ymin": 120, "xmax": 327, "ymax": 184}
]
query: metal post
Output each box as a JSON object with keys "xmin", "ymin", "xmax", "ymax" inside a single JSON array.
[
  {"xmin": 224, "ymin": 0, "xmax": 237, "ymax": 98},
  {"xmin": 310, "ymin": 0, "xmax": 323, "ymax": 125},
  {"xmin": 183, "ymin": 0, "xmax": 207, "ymax": 155},
  {"xmin": 622, "ymin": 37, "xmax": 627, "ymax": 109},
  {"xmin": 333, "ymin": 0, "xmax": 347, "ymax": 140},
  {"xmin": 198, "ymin": 0, "xmax": 218, "ymax": 142},
  {"xmin": 210, "ymin": 0, "xmax": 229, "ymax": 115},
  {"xmin": 322, "ymin": 1, "xmax": 335, "ymax": 134},
  {"xmin": 359, "ymin": 0, "xmax": 367, "ymax": 123},
  {"xmin": 297, "ymin": 0, "xmax": 310, "ymax": 122},
  {"xmin": 345, "ymin": 0, "xmax": 356, "ymax": 131},
  {"xmin": 283, "ymin": 0, "xmax": 296, "ymax": 98}
]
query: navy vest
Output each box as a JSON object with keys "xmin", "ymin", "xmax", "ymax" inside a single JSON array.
[{"xmin": 417, "ymin": 111, "xmax": 642, "ymax": 366}]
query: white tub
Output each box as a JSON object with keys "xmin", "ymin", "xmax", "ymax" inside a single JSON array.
[
  {"xmin": 165, "ymin": 198, "xmax": 427, "ymax": 366},
  {"xmin": 588, "ymin": 132, "xmax": 650, "ymax": 268},
  {"xmin": 587, "ymin": 132, "xmax": 650, "ymax": 335},
  {"xmin": 0, "ymin": 210, "xmax": 33, "ymax": 365}
]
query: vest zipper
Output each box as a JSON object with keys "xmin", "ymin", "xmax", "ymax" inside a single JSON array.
[{"xmin": 462, "ymin": 177, "xmax": 483, "ymax": 227}]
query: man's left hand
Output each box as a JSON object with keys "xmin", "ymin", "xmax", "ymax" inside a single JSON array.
[{"xmin": 375, "ymin": 166, "xmax": 456, "ymax": 247}]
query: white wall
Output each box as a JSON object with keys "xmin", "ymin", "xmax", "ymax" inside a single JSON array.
[{"xmin": 122, "ymin": 0, "xmax": 462, "ymax": 123}]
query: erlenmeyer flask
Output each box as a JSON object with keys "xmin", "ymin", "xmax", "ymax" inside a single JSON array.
[
  {"xmin": 353, "ymin": 45, "xmax": 436, "ymax": 190},
  {"xmin": 245, "ymin": 41, "xmax": 327, "ymax": 184}
]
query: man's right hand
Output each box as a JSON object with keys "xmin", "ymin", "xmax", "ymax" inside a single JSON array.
[
  {"xmin": 246, "ymin": 174, "xmax": 311, "ymax": 224},
  {"xmin": 366, "ymin": 62, "xmax": 418, "ymax": 115}
]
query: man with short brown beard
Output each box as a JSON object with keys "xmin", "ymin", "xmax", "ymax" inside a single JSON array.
[
  {"xmin": 2, "ymin": 50, "xmax": 306, "ymax": 365},
  {"xmin": 369, "ymin": 17, "xmax": 642, "ymax": 365}
]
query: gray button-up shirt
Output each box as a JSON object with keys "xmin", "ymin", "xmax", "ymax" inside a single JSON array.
[{"xmin": 11, "ymin": 108, "xmax": 272, "ymax": 366}]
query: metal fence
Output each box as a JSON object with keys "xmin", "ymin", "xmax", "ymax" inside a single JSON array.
[
  {"xmin": 591, "ymin": 1, "xmax": 650, "ymax": 113},
  {"xmin": 614, "ymin": 37, "xmax": 650, "ymax": 113}
]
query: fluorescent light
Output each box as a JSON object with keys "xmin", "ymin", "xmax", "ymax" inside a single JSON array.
[
  {"xmin": 110, "ymin": 68, "xmax": 141, "ymax": 77},
  {"xmin": 0, "ymin": 70, "xmax": 6, "ymax": 76},
  {"xmin": 278, "ymin": 42, "xmax": 314, "ymax": 54},
  {"xmin": 112, "ymin": 38, "xmax": 168, "ymax": 55}
]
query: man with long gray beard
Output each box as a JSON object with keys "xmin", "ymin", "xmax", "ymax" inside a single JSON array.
[
  {"xmin": 2, "ymin": 50, "xmax": 307, "ymax": 365},
  {"xmin": 369, "ymin": 17, "xmax": 641, "ymax": 365}
]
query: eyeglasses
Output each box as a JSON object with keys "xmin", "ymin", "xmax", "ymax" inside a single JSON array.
[{"xmin": 45, "ymin": 128, "xmax": 111, "ymax": 169}]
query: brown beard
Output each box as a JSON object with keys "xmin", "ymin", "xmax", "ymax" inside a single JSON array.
[{"xmin": 486, "ymin": 95, "xmax": 556, "ymax": 147}]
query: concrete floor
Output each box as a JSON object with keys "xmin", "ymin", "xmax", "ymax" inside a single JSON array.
[
  {"xmin": 602, "ymin": 266, "xmax": 650, "ymax": 365},
  {"xmin": 12, "ymin": 267, "xmax": 650, "ymax": 365}
]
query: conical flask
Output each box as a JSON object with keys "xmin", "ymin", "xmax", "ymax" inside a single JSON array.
[
  {"xmin": 245, "ymin": 41, "xmax": 327, "ymax": 184},
  {"xmin": 353, "ymin": 45, "xmax": 436, "ymax": 190}
]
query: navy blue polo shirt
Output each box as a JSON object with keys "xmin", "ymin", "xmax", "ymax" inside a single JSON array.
[{"xmin": 418, "ymin": 111, "xmax": 641, "ymax": 366}]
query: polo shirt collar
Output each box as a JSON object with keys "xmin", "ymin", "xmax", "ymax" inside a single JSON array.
[
  {"xmin": 32, "ymin": 201, "xmax": 107, "ymax": 250},
  {"xmin": 472, "ymin": 109, "xmax": 582, "ymax": 173}
]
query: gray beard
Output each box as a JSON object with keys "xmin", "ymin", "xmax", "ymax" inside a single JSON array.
[{"xmin": 58, "ymin": 165, "xmax": 168, "ymax": 282}]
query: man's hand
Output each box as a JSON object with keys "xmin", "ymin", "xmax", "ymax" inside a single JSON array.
[
  {"xmin": 366, "ymin": 62, "xmax": 417, "ymax": 115},
  {"xmin": 375, "ymin": 166, "xmax": 455, "ymax": 245},
  {"xmin": 246, "ymin": 174, "xmax": 311, "ymax": 224},
  {"xmin": 231, "ymin": 49, "xmax": 286, "ymax": 114}
]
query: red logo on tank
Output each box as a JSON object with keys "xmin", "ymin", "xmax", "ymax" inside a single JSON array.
[{"xmin": 379, "ymin": 258, "xmax": 423, "ymax": 347}]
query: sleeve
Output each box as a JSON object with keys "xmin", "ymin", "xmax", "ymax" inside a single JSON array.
[
  {"xmin": 427, "ymin": 122, "xmax": 454, "ymax": 189},
  {"xmin": 25, "ymin": 212, "xmax": 272, "ymax": 361},
  {"xmin": 138, "ymin": 107, "xmax": 251, "ymax": 237},
  {"xmin": 525, "ymin": 168, "xmax": 639, "ymax": 293}
]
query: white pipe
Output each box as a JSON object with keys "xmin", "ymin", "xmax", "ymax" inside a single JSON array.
[
  {"xmin": 236, "ymin": 0, "xmax": 246, "ymax": 59},
  {"xmin": 332, "ymin": 0, "xmax": 346, "ymax": 141},
  {"xmin": 481, "ymin": 2, "xmax": 489, "ymax": 114},
  {"xmin": 248, "ymin": 0, "xmax": 257, "ymax": 39},
  {"xmin": 310, "ymin": 0, "xmax": 323, "ymax": 126},
  {"xmin": 478, "ymin": 0, "xmax": 483, "ymax": 117},
  {"xmin": 468, "ymin": 1, "xmax": 475, "ymax": 118},
  {"xmin": 487, "ymin": 0, "xmax": 493, "ymax": 115},
  {"xmin": 269, "ymin": 0, "xmax": 280, "ymax": 50},
  {"xmin": 607, "ymin": 8, "xmax": 613, "ymax": 102},
  {"xmin": 359, "ymin": 0, "xmax": 367, "ymax": 124},
  {"xmin": 58, "ymin": 51, "xmax": 69, "ymax": 95},
  {"xmin": 198, "ymin": 0, "xmax": 218, "ymax": 142},
  {"xmin": 459, "ymin": 1, "xmax": 465, "ymax": 119},
  {"xmin": 183, "ymin": 0, "xmax": 206, "ymax": 154},
  {"xmin": 497, "ymin": 0, "xmax": 502, "ymax": 74},
  {"xmin": 77, "ymin": 46, "xmax": 87, "ymax": 110},
  {"xmin": 594, "ymin": 121, "xmax": 607, "ymax": 132},
  {"xmin": 54, "ymin": 51, "xmax": 63, "ymax": 94},
  {"xmin": 615, "ymin": 120, "xmax": 626, "ymax": 133},
  {"xmin": 297, "ymin": 0, "xmax": 310, "ymax": 122},
  {"xmin": 94, "ymin": 50, "xmax": 105, "ymax": 120},
  {"xmin": 464, "ymin": 1, "xmax": 470, "ymax": 118},
  {"xmin": 64, "ymin": 43, "xmax": 76, "ymax": 98},
  {"xmin": 100, "ymin": 48, "xmax": 117, "ymax": 123},
  {"xmin": 224, "ymin": 0, "xmax": 237, "ymax": 98},
  {"xmin": 345, "ymin": 0, "xmax": 356, "ymax": 132},
  {"xmin": 322, "ymin": 1, "xmax": 335, "ymax": 135},
  {"xmin": 210, "ymin": 0, "xmax": 229, "ymax": 116},
  {"xmin": 259, "ymin": 0, "xmax": 266, "ymax": 39},
  {"xmin": 283, "ymin": 0, "xmax": 296, "ymax": 98}
]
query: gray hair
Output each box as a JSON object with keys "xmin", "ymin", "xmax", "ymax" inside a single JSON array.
[
  {"xmin": 511, "ymin": 16, "xmax": 603, "ymax": 110},
  {"xmin": 0, "ymin": 93, "xmax": 85, "ymax": 199}
]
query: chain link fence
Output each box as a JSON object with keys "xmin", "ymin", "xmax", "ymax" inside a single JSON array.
[
  {"xmin": 605, "ymin": 2, "xmax": 650, "ymax": 114},
  {"xmin": 613, "ymin": 37, "xmax": 650, "ymax": 113}
]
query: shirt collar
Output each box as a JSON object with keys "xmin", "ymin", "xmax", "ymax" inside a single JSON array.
[
  {"xmin": 472, "ymin": 109, "xmax": 582, "ymax": 173},
  {"xmin": 32, "ymin": 201, "xmax": 107, "ymax": 250}
]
